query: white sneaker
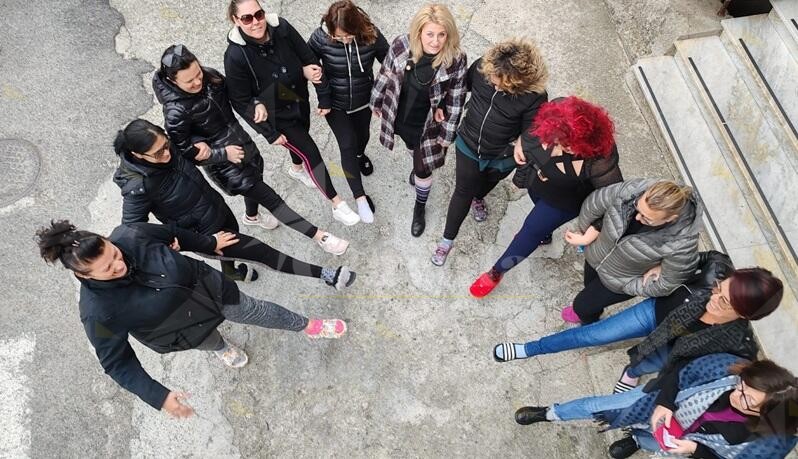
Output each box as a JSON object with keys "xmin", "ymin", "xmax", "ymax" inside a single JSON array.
[
  {"xmin": 287, "ymin": 165, "xmax": 316, "ymax": 188},
  {"xmin": 332, "ymin": 201, "xmax": 360, "ymax": 226},
  {"xmin": 214, "ymin": 340, "xmax": 249, "ymax": 368},
  {"xmin": 241, "ymin": 212, "xmax": 279, "ymax": 230},
  {"xmin": 317, "ymin": 232, "xmax": 349, "ymax": 255}
]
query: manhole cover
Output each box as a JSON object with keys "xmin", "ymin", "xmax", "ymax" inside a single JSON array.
[{"xmin": 0, "ymin": 139, "xmax": 41, "ymax": 207}]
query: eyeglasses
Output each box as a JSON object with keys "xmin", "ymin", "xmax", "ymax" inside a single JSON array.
[
  {"xmin": 736, "ymin": 382, "xmax": 760, "ymax": 413},
  {"xmin": 142, "ymin": 139, "xmax": 170, "ymax": 159},
  {"xmin": 161, "ymin": 44, "xmax": 186, "ymax": 68},
  {"xmin": 236, "ymin": 9, "xmax": 265, "ymax": 25},
  {"xmin": 712, "ymin": 280, "xmax": 734, "ymax": 311}
]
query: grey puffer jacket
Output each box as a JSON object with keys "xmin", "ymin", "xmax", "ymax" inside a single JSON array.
[{"xmin": 576, "ymin": 177, "xmax": 702, "ymax": 297}]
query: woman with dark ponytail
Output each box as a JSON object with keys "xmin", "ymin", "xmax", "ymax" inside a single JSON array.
[
  {"xmin": 152, "ymin": 44, "xmax": 349, "ymax": 255},
  {"xmin": 36, "ymin": 220, "xmax": 347, "ymax": 418},
  {"xmin": 112, "ymin": 118, "xmax": 356, "ymax": 289}
]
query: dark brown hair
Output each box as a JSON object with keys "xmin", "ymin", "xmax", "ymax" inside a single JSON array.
[
  {"xmin": 728, "ymin": 268, "xmax": 783, "ymax": 320},
  {"xmin": 322, "ymin": 1, "xmax": 377, "ymax": 45},
  {"xmin": 227, "ymin": 0, "xmax": 259, "ymax": 22},
  {"xmin": 730, "ymin": 360, "xmax": 798, "ymax": 435},
  {"xmin": 36, "ymin": 220, "xmax": 106, "ymax": 275}
]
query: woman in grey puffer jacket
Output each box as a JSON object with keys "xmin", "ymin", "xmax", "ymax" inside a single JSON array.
[{"xmin": 562, "ymin": 178, "xmax": 702, "ymax": 324}]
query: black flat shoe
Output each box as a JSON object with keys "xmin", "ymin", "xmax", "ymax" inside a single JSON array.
[
  {"xmin": 539, "ymin": 234, "xmax": 553, "ymax": 245},
  {"xmin": 609, "ymin": 436, "xmax": 639, "ymax": 459},
  {"xmin": 365, "ymin": 195, "xmax": 375, "ymax": 213},
  {"xmin": 515, "ymin": 406, "xmax": 549, "ymax": 425},
  {"xmin": 411, "ymin": 202, "xmax": 426, "ymax": 237},
  {"xmin": 358, "ymin": 154, "xmax": 374, "ymax": 176}
]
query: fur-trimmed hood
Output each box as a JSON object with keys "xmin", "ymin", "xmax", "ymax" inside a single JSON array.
[{"xmin": 227, "ymin": 13, "xmax": 280, "ymax": 45}]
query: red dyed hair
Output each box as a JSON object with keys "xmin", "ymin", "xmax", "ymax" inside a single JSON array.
[
  {"xmin": 530, "ymin": 96, "xmax": 615, "ymax": 158},
  {"xmin": 728, "ymin": 267, "xmax": 784, "ymax": 320}
]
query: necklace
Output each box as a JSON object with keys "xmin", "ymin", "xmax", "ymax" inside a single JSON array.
[{"xmin": 406, "ymin": 58, "xmax": 435, "ymax": 86}]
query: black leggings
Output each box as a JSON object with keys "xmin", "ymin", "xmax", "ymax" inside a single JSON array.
[
  {"xmin": 326, "ymin": 108, "xmax": 371, "ymax": 198},
  {"xmin": 572, "ymin": 261, "xmax": 633, "ymax": 324},
  {"xmin": 443, "ymin": 149, "xmax": 512, "ymax": 239},
  {"xmin": 281, "ymin": 123, "xmax": 338, "ymax": 200},
  {"xmin": 395, "ymin": 121, "xmax": 431, "ymax": 179},
  {"xmin": 215, "ymin": 210, "xmax": 322, "ymax": 279},
  {"xmin": 243, "ymin": 181, "xmax": 318, "ymax": 238}
]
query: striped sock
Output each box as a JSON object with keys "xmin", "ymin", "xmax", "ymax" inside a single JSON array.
[{"xmin": 414, "ymin": 175, "xmax": 433, "ymax": 204}]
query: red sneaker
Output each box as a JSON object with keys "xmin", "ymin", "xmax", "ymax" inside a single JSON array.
[
  {"xmin": 560, "ymin": 305, "xmax": 582, "ymax": 324},
  {"xmin": 470, "ymin": 271, "xmax": 502, "ymax": 298}
]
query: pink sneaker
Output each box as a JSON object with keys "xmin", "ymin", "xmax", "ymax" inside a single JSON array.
[
  {"xmin": 560, "ymin": 305, "xmax": 582, "ymax": 324},
  {"xmin": 304, "ymin": 319, "xmax": 347, "ymax": 339}
]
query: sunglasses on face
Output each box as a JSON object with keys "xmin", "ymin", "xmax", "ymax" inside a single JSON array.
[
  {"xmin": 237, "ymin": 9, "xmax": 265, "ymax": 25},
  {"xmin": 161, "ymin": 44, "xmax": 186, "ymax": 68}
]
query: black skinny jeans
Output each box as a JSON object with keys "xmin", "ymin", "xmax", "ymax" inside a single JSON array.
[
  {"xmin": 325, "ymin": 108, "xmax": 371, "ymax": 198},
  {"xmin": 572, "ymin": 261, "xmax": 634, "ymax": 324},
  {"xmin": 214, "ymin": 209, "xmax": 322, "ymax": 279},
  {"xmin": 443, "ymin": 149, "xmax": 513, "ymax": 239},
  {"xmin": 281, "ymin": 123, "xmax": 338, "ymax": 200},
  {"xmin": 243, "ymin": 181, "xmax": 318, "ymax": 238}
]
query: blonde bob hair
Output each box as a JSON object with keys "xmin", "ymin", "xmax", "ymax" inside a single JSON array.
[
  {"xmin": 645, "ymin": 180, "xmax": 693, "ymax": 216},
  {"xmin": 408, "ymin": 4, "xmax": 462, "ymax": 69},
  {"xmin": 480, "ymin": 38, "xmax": 548, "ymax": 95}
]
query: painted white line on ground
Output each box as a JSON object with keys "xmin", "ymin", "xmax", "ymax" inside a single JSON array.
[{"xmin": 0, "ymin": 335, "xmax": 36, "ymax": 459}]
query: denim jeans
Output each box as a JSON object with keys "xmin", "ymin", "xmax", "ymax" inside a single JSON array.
[
  {"xmin": 525, "ymin": 298, "xmax": 657, "ymax": 356},
  {"xmin": 550, "ymin": 386, "xmax": 647, "ymax": 421}
]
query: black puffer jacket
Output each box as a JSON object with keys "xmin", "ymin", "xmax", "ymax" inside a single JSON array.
[
  {"xmin": 79, "ymin": 223, "xmax": 228, "ymax": 409},
  {"xmin": 224, "ymin": 15, "xmax": 324, "ymax": 142},
  {"xmin": 152, "ymin": 67, "xmax": 264, "ymax": 196},
  {"xmin": 113, "ymin": 147, "xmax": 229, "ymax": 234},
  {"xmin": 308, "ymin": 25, "xmax": 389, "ymax": 112},
  {"xmin": 457, "ymin": 57, "xmax": 548, "ymax": 159}
]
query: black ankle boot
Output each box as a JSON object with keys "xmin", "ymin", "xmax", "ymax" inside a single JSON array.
[
  {"xmin": 515, "ymin": 406, "xmax": 549, "ymax": 425},
  {"xmin": 609, "ymin": 436, "xmax": 639, "ymax": 459},
  {"xmin": 411, "ymin": 202, "xmax": 426, "ymax": 237},
  {"xmin": 358, "ymin": 154, "xmax": 374, "ymax": 176}
]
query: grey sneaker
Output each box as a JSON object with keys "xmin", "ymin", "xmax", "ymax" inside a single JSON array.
[
  {"xmin": 431, "ymin": 242, "xmax": 452, "ymax": 266},
  {"xmin": 471, "ymin": 199, "xmax": 488, "ymax": 222}
]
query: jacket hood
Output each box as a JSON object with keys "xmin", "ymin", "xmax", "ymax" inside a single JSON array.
[{"xmin": 227, "ymin": 14, "xmax": 280, "ymax": 45}]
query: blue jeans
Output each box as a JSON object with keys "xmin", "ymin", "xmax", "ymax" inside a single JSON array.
[
  {"xmin": 550, "ymin": 386, "xmax": 647, "ymax": 421},
  {"xmin": 524, "ymin": 297, "xmax": 670, "ymax": 378},
  {"xmin": 493, "ymin": 194, "xmax": 579, "ymax": 274}
]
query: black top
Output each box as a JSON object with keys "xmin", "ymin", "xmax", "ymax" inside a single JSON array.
[
  {"xmin": 397, "ymin": 53, "xmax": 436, "ymax": 127},
  {"xmin": 690, "ymin": 392, "xmax": 755, "ymax": 459},
  {"xmin": 654, "ymin": 285, "xmax": 692, "ymax": 323},
  {"xmin": 528, "ymin": 146, "xmax": 592, "ymax": 212}
]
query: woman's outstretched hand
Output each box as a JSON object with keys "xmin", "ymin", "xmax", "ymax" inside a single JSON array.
[
  {"xmin": 212, "ymin": 231, "xmax": 240, "ymax": 255},
  {"xmin": 162, "ymin": 391, "xmax": 194, "ymax": 419},
  {"xmin": 565, "ymin": 226, "xmax": 599, "ymax": 246}
]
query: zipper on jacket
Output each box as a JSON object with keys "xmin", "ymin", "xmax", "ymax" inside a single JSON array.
[{"xmin": 476, "ymin": 90, "xmax": 498, "ymax": 158}]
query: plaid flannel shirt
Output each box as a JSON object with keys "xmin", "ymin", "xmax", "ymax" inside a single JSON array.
[{"xmin": 369, "ymin": 35, "xmax": 467, "ymax": 174}]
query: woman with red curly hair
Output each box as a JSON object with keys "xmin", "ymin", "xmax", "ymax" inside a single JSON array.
[{"xmin": 469, "ymin": 96, "xmax": 622, "ymax": 296}]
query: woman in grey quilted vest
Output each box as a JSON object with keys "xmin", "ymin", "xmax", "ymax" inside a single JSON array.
[{"xmin": 562, "ymin": 178, "xmax": 702, "ymax": 324}]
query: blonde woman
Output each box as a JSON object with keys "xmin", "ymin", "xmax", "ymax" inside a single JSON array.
[
  {"xmin": 560, "ymin": 178, "xmax": 702, "ymax": 324},
  {"xmin": 370, "ymin": 3, "xmax": 467, "ymax": 237},
  {"xmin": 431, "ymin": 38, "xmax": 549, "ymax": 266}
]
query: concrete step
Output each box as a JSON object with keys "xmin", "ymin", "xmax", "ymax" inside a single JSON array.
[
  {"xmin": 633, "ymin": 55, "xmax": 798, "ymax": 374},
  {"xmin": 771, "ymin": 0, "xmax": 798, "ymax": 55},
  {"xmin": 722, "ymin": 14, "xmax": 798, "ymax": 155},
  {"xmin": 673, "ymin": 35, "xmax": 798, "ymax": 276}
]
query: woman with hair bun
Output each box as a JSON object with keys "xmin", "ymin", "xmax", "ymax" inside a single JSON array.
[
  {"xmin": 430, "ymin": 37, "xmax": 549, "ymax": 266},
  {"xmin": 469, "ymin": 96, "xmax": 623, "ymax": 295},
  {"xmin": 35, "ymin": 220, "xmax": 347, "ymax": 418},
  {"xmin": 153, "ymin": 44, "xmax": 349, "ymax": 255}
]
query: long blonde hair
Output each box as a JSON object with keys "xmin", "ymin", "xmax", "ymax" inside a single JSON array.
[
  {"xmin": 408, "ymin": 4, "xmax": 462, "ymax": 69},
  {"xmin": 645, "ymin": 181, "xmax": 693, "ymax": 215}
]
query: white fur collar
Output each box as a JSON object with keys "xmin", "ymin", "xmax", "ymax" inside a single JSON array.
[{"xmin": 227, "ymin": 13, "xmax": 280, "ymax": 45}]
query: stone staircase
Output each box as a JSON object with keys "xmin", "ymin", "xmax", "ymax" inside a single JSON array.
[{"xmin": 630, "ymin": 0, "xmax": 798, "ymax": 374}]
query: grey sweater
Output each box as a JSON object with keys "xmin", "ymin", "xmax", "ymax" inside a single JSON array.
[{"xmin": 576, "ymin": 178, "xmax": 702, "ymax": 297}]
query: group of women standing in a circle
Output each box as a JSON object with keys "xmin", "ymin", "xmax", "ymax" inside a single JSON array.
[{"xmin": 35, "ymin": 0, "xmax": 798, "ymax": 456}]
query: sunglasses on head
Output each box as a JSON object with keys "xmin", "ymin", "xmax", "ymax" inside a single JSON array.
[
  {"xmin": 161, "ymin": 44, "xmax": 186, "ymax": 68},
  {"xmin": 237, "ymin": 9, "xmax": 265, "ymax": 25}
]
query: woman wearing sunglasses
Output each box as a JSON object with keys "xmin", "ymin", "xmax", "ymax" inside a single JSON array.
[
  {"xmin": 113, "ymin": 118, "xmax": 356, "ymax": 290},
  {"xmin": 515, "ymin": 353, "xmax": 798, "ymax": 459},
  {"xmin": 307, "ymin": 0, "xmax": 389, "ymax": 223},
  {"xmin": 494, "ymin": 250, "xmax": 783, "ymax": 389},
  {"xmin": 223, "ymin": 0, "xmax": 360, "ymax": 226},
  {"xmin": 153, "ymin": 44, "xmax": 349, "ymax": 256},
  {"xmin": 369, "ymin": 3, "xmax": 467, "ymax": 237},
  {"xmin": 545, "ymin": 178, "xmax": 702, "ymax": 325}
]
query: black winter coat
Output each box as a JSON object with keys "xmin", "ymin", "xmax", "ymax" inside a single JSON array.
[
  {"xmin": 79, "ymin": 223, "xmax": 231, "ymax": 410},
  {"xmin": 457, "ymin": 57, "xmax": 548, "ymax": 159},
  {"xmin": 152, "ymin": 67, "xmax": 264, "ymax": 196},
  {"xmin": 224, "ymin": 16, "xmax": 324, "ymax": 142},
  {"xmin": 113, "ymin": 147, "xmax": 229, "ymax": 235},
  {"xmin": 307, "ymin": 25, "xmax": 389, "ymax": 112}
]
